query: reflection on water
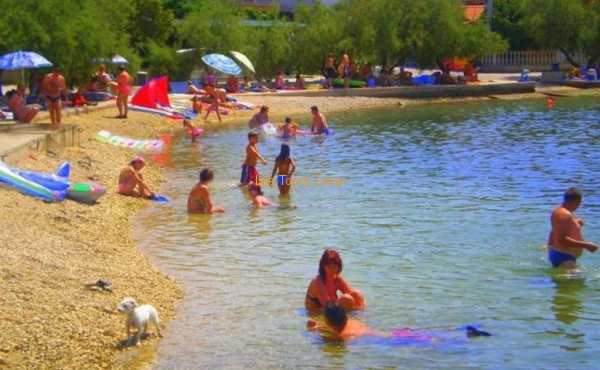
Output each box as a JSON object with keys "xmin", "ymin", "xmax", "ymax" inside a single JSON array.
[{"xmin": 133, "ymin": 97, "xmax": 600, "ymax": 370}]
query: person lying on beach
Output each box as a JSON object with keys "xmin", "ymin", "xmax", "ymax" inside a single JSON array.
[
  {"xmin": 8, "ymin": 84, "xmax": 39, "ymax": 123},
  {"xmin": 187, "ymin": 168, "xmax": 225, "ymax": 213},
  {"xmin": 248, "ymin": 182, "xmax": 277, "ymax": 208},
  {"xmin": 305, "ymin": 249, "xmax": 366, "ymax": 312},
  {"xmin": 275, "ymin": 71, "xmax": 286, "ymax": 89},
  {"xmin": 117, "ymin": 156, "xmax": 155, "ymax": 199},
  {"xmin": 226, "ymin": 75, "xmax": 240, "ymax": 93}
]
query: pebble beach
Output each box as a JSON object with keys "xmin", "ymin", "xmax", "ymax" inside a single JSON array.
[
  {"xmin": 2, "ymin": 78, "xmax": 599, "ymax": 368},
  {"xmin": 0, "ymin": 92, "xmax": 406, "ymax": 370}
]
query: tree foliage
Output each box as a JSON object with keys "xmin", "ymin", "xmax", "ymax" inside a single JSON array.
[{"xmin": 521, "ymin": 0, "xmax": 600, "ymax": 66}]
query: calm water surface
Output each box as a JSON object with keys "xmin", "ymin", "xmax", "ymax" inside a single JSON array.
[{"xmin": 133, "ymin": 97, "xmax": 600, "ymax": 370}]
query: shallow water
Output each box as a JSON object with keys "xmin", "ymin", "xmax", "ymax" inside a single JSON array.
[{"xmin": 134, "ymin": 97, "xmax": 600, "ymax": 370}]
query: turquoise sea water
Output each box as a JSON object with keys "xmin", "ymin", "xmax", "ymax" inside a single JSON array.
[{"xmin": 134, "ymin": 97, "xmax": 600, "ymax": 370}]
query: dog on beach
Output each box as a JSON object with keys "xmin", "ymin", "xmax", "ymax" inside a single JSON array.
[{"xmin": 117, "ymin": 297, "xmax": 162, "ymax": 346}]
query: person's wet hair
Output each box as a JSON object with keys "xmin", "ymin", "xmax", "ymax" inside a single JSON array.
[
  {"xmin": 248, "ymin": 132, "xmax": 259, "ymax": 139},
  {"xmin": 200, "ymin": 168, "xmax": 214, "ymax": 182},
  {"xmin": 324, "ymin": 301, "xmax": 347, "ymax": 331},
  {"xmin": 564, "ymin": 187, "xmax": 583, "ymax": 202},
  {"xmin": 318, "ymin": 249, "xmax": 343, "ymax": 280},
  {"xmin": 277, "ymin": 144, "xmax": 290, "ymax": 161}
]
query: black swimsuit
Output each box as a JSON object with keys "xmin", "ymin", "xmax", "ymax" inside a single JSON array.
[
  {"xmin": 45, "ymin": 95, "xmax": 61, "ymax": 103},
  {"xmin": 306, "ymin": 295, "xmax": 321, "ymax": 307}
]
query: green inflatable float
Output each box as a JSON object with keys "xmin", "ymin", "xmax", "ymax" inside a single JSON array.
[{"xmin": 332, "ymin": 78, "xmax": 367, "ymax": 88}]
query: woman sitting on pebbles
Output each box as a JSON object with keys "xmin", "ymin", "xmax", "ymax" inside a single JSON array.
[{"xmin": 118, "ymin": 156, "xmax": 155, "ymax": 199}]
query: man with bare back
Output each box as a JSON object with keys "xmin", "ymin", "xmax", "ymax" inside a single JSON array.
[{"xmin": 547, "ymin": 187, "xmax": 597, "ymax": 269}]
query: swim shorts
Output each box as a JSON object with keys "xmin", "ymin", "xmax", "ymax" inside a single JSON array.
[
  {"xmin": 325, "ymin": 67, "xmax": 336, "ymax": 79},
  {"xmin": 548, "ymin": 248, "xmax": 576, "ymax": 267},
  {"xmin": 277, "ymin": 175, "xmax": 287, "ymax": 186},
  {"xmin": 240, "ymin": 164, "xmax": 258, "ymax": 185}
]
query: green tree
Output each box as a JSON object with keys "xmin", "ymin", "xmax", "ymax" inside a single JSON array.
[
  {"xmin": 491, "ymin": 0, "xmax": 536, "ymax": 51},
  {"xmin": 0, "ymin": 0, "xmax": 134, "ymax": 87},
  {"xmin": 522, "ymin": 0, "xmax": 599, "ymax": 67},
  {"xmin": 127, "ymin": 0, "xmax": 174, "ymax": 60},
  {"xmin": 291, "ymin": 1, "xmax": 342, "ymax": 75}
]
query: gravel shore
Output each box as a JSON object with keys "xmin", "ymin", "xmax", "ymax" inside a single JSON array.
[
  {"xmin": 0, "ymin": 93, "xmax": 406, "ymax": 369},
  {"xmin": 1, "ymin": 82, "xmax": 599, "ymax": 369}
]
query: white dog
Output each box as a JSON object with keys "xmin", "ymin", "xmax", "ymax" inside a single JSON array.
[{"xmin": 117, "ymin": 297, "xmax": 162, "ymax": 346}]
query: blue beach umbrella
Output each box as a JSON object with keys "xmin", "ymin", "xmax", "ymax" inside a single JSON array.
[
  {"xmin": 201, "ymin": 53, "xmax": 242, "ymax": 76},
  {"xmin": 0, "ymin": 51, "xmax": 53, "ymax": 85},
  {"xmin": 110, "ymin": 54, "xmax": 129, "ymax": 66}
]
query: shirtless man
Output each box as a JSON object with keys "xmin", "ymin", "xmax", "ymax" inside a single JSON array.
[
  {"xmin": 117, "ymin": 157, "xmax": 155, "ymax": 198},
  {"xmin": 310, "ymin": 105, "xmax": 329, "ymax": 134},
  {"xmin": 40, "ymin": 68, "xmax": 68, "ymax": 125},
  {"xmin": 248, "ymin": 106, "xmax": 269, "ymax": 129},
  {"xmin": 114, "ymin": 66, "xmax": 133, "ymax": 118},
  {"xmin": 8, "ymin": 85, "xmax": 39, "ymax": 123},
  {"xmin": 547, "ymin": 187, "xmax": 597, "ymax": 269}
]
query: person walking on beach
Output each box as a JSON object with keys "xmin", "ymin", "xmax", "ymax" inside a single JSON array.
[
  {"xmin": 40, "ymin": 67, "xmax": 68, "ymax": 125},
  {"xmin": 240, "ymin": 132, "xmax": 268, "ymax": 186},
  {"xmin": 114, "ymin": 66, "xmax": 133, "ymax": 118},
  {"xmin": 117, "ymin": 156, "xmax": 155, "ymax": 199},
  {"xmin": 187, "ymin": 168, "xmax": 225, "ymax": 213},
  {"xmin": 310, "ymin": 106, "xmax": 329, "ymax": 135},
  {"xmin": 248, "ymin": 106, "xmax": 269, "ymax": 129},
  {"xmin": 270, "ymin": 143, "xmax": 296, "ymax": 196},
  {"xmin": 547, "ymin": 187, "xmax": 597, "ymax": 269},
  {"xmin": 8, "ymin": 84, "xmax": 39, "ymax": 123}
]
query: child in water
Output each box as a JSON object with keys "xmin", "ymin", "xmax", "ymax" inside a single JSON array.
[
  {"xmin": 279, "ymin": 117, "xmax": 298, "ymax": 139},
  {"xmin": 270, "ymin": 143, "xmax": 296, "ymax": 195},
  {"xmin": 248, "ymin": 182, "xmax": 277, "ymax": 208},
  {"xmin": 183, "ymin": 118, "xmax": 203, "ymax": 143}
]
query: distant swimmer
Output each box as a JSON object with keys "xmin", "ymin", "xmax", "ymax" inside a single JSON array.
[
  {"xmin": 547, "ymin": 187, "xmax": 597, "ymax": 269},
  {"xmin": 310, "ymin": 106, "xmax": 329, "ymax": 135}
]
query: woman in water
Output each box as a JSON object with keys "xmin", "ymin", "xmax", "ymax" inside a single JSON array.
[
  {"xmin": 270, "ymin": 143, "xmax": 296, "ymax": 195},
  {"xmin": 187, "ymin": 168, "xmax": 225, "ymax": 213},
  {"xmin": 305, "ymin": 249, "xmax": 366, "ymax": 312}
]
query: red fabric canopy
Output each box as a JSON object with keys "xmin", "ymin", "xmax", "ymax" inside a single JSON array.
[{"xmin": 131, "ymin": 76, "xmax": 171, "ymax": 108}]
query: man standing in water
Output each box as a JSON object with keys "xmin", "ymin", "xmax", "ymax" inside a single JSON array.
[{"xmin": 547, "ymin": 187, "xmax": 597, "ymax": 269}]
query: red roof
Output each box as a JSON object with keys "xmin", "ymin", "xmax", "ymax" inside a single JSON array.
[{"xmin": 465, "ymin": 5, "xmax": 485, "ymax": 23}]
